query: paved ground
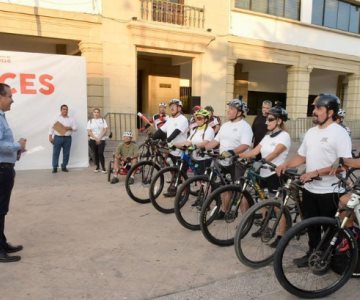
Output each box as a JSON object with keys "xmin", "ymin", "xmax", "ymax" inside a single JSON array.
[{"xmin": 1, "ymin": 140, "xmax": 360, "ymax": 300}]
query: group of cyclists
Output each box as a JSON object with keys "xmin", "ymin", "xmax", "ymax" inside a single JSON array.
[{"xmin": 108, "ymin": 93, "xmax": 360, "ymax": 297}]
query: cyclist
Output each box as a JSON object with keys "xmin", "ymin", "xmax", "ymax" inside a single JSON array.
[
  {"xmin": 276, "ymin": 94, "xmax": 352, "ymax": 267},
  {"xmin": 175, "ymin": 109, "xmax": 215, "ymax": 175},
  {"xmin": 204, "ymin": 99, "xmax": 253, "ymax": 217},
  {"xmin": 335, "ymin": 108, "xmax": 351, "ymax": 137},
  {"xmin": 110, "ymin": 131, "xmax": 139, "ymax": 184},
  {"xmin": 239, "ymin": 103, "xmax": 290, "ymax": 247},
  {"xmin": 152, "ymin": 102, "xmax": 169, "ymax": 130},
  {"xmin": 204, "ymin": 105, "xmax": 221, "ymax": 134},
  {"xmin": 189, "ymin": 105, "xmax": 202, "ymax": 130},
  {"xmin": 152, "ymin": 98, "xmax": 189, "ymax": 196}
]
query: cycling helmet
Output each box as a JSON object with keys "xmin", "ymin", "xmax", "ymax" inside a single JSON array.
[
  {"xmin": 192, "ymin": 105, "xmax": 202, "ymax": 112},
  {"xmin": 312, "ymin": 94, "xmax": 340, "ymax": 115},
  {"xmin": 194, "ymin": 109, "xmax": 210, "ymax": 118},
  {"xmin": 227, "ymin": 99, "xmax": 248, "ymax": 113},
  {"xmin": 168, "ymin": 98, "xmax": 183, "ymax": 107},
  {"xmin": 123, "ymin": 131, "xmax": 133, "ymax": 138},
  {"xmin": 337, "ymin": 108, "xmax": 346, "ymax": 118},
  {"xmin": 204, "ymin": 105, "xmax": 214, "ymax": 113},
  {"xmin": 269, "ymin": 104, "xmax": 288, "ymax": 121},
  {"xmin": 159, "ymin": 102, "xmax": 167, "ymax": 108}
]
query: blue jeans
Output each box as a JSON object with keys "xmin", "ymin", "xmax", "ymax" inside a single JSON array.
[{"xmin": 52, "ymin": 135, "xmax": 72, "ymax": 169}]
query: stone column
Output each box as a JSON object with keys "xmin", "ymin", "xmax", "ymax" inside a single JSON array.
[
  {"xmin": 344, "ymin": 73, "xmax": 360, "ymax": 119},
  {"xmin": 226, "ymin": 59, "xmax": 236, "ymax": 102},
  {"xmin": 286, "ymin": 66, "xmax": 312, "ymax": 119},
  {"xmin": 78, "ymin": 41, "xmax": 104, "ymax": 113}
]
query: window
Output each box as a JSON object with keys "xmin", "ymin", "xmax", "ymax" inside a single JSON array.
[
  {"xmin": 234, "ymin": 0, "xmax": 300, "ymax": 20},
  {"xmin": 311, "ymin": 0, "xmax": 360, "ymax": 34}
]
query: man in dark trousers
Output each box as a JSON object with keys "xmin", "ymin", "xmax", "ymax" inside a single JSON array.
[
  {"xmin": 0, "ymin": 83, "xmax": 26, "ymax": 262},
  {"xmin": 251, "ymin": 100, "xmax": 272, "ymax": 160}
]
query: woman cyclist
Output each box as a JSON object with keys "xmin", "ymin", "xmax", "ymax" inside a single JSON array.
[
  {"xmin": 175, "ymin": 109, "xmax": 215, "ymax": 175},
  {"xmin": 239, "ymin": 103, "xmax": 291, "ymax": 247}
]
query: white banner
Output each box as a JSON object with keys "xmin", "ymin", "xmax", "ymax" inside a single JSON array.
[{"xmin": 0, "ymin": 50, "xmax": 88, "ymax": 170}]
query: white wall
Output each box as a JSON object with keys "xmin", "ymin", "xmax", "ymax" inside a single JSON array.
[
  {"xmin": 0, "ymin": 0, "xmax": 101, "ymax": 14},
  {"xmin": 231, "ymin": 12, "xmax": 360, "ymax": 57}
]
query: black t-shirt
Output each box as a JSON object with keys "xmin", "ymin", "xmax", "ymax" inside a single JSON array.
[{"xmin": 252, "ymin": 114, "xmax": 267, "ymax": 147}]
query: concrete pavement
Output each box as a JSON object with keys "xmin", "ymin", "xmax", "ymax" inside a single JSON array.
[{"xmin": 1, "ymin": 138, "xmax": 360, "ymax": 300}]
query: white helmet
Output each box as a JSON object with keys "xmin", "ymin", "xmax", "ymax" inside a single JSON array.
[
  {"xmin": 159, "ymin": 102, "xmax": 167, "ymax": 108},
  {"xmin": 169, "ymin": 98, "xmax": 183, "ymax": 107},
  {"xmin": 338, "ymin": 108, "xmax": 346, "ymax": 118},
  {"xmin": 123, "ymin": 131, "xmax": 133, "ymax": 138}
]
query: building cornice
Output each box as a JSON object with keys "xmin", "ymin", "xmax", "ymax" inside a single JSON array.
[{"xmin": 127, "ymin": 20, "xmax": 215, "ymax": 54}]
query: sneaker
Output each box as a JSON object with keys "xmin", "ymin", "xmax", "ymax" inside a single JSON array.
[
  {"xmin": 268, "ymin": 236, "xmax": 282, "ymax": 248},
  {"xmin": 215, "ymin": 210, "xmax": 225, "ymax": 220},
  {"xmin": 111, "ymin": 177, "xmax": 119, "ymax": 184},
  {"xmin": 52, "ymin": 168, "xmax": 57, "ymax": 173},
  {"xmin": 128, "ymin": 177, "xmax": 134, "ymax": 185},
  {"xmin": 94, "ymin": 169, "xmax": 100, "ymax": 173},
  {"xmin": 251, "ymin": 227, "xmax": 264, "ymax": 238},
  {"xmin": 163, "ymin": 186, "xmax": 177, "ymax": 197},
  {"xmin": 101, "ymin": 170, "xmax": 107, "ymax": 174},
  {"xmin": 293, "ymin": 253, "xmax": 310, "ymax": 268}
]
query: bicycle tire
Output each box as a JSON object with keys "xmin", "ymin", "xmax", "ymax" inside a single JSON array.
[
  {"xmin": 149, "ymin": 166, "xmax": 187, "ymax": 214},
  {"xmin": 125, "ymin": 160, "xmax": 161, "ymax": 204},
  {"xmin": 234, "ymin": 200, "xmax": 292, "ymax": 268},
  {"xmin": 174, "ymin": 175, "xmax": 214, "ymax": 231},
  {"xmin": 273, "ymin": 217, "xmax": 358, "ymax": 299},
  {"xmin": 199, "ymin": 184, "xmax": 254, "ymax": 247}
]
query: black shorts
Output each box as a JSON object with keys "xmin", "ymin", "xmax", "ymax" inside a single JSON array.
[
  {"xmin": 219, "ymin": 161, "xmax": 245, "ymax": 182},
  {"xmin": 259, "ymin": 173, "xmax": 282, "ymax": 194}
]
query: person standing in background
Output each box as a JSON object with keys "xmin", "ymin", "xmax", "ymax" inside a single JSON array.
[
  {"xmin": 252, "ymin": 100, "xmax": 272, "ymax": 160},
  {"xmin": 49, "ymin": 104, "xmax": 77, "ymax": 173},
  {"xmin": 0, "ymin": 83, "xmax": 26, "ymax": 263},
  {"xmin": 87, "ymin": 108, "xmax": 108, "ymax": 173}
]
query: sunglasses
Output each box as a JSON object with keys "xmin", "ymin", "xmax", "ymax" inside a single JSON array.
[{"xmin": 267, "ymin": 117, "xmax": 276, "ymax": 122}]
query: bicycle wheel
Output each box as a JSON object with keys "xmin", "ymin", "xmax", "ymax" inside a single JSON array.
[
  {"xmin": 234, "ymin": 200, "xmax": 292, "ymax": 268},
  {"xmin": 149, "ymin": 166, "xmax": 187, "ymax": 214},
  {"xmin": 200, "ymin": 184, "xmax": 254, "ymax": 246},
  {"xmin": 125, "ymin": 160, "xmax": 161, "ymax": 204},
  {"xmin": 174, "ymin": 175, "xmax": 216, "ymax": 231},
  {"xmin": 273, "ymin": 217, "xmax": 358, "ymax": 299},
  {"xmin": 107, "ymin": 160, "xmax": 113, "ymax": 182}
]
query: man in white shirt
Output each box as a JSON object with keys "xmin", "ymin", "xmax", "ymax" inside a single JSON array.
[
  {"xmin": 49, "ymin": 104, "xmax": 77, "ymax": 173},
  {"xmin": 276, "ymin": 94, "xmax": 352, "ymax": 267}
]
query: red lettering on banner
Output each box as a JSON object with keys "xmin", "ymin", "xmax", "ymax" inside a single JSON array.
[
  {"xmin": 0, "ymin": 73, "xmax": 17, "ymax": 93},
  {"xmin": 0, "ymin": 73, "xmax": 55, "ymax": 95},
  {"xmin": 20, "ymin": 73, "xmax": 36, "ymax": 94},
  {"xmin": 39, "ymin": 74, "xmax": 55, "ymax": 95}
]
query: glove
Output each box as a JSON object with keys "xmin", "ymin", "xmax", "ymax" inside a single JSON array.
[
  {"xmin": 188, "ymin": 145, "xmax": 196, "ymax": 152},
  {"xmin": 167, "ymin": 142, "xmax": 176, "ymax": 150},
  {"xmin": 221, "ymin": 150, "xmax": 235, "ymax": 159}
]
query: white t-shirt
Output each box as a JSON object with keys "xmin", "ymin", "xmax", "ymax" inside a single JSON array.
[
  {"xmin": 87, "ymin": 118, "xmax": 108, "ymax": 140},
  {"xmin": 215, "ymin": 119, "xmax": 253, "ymax": 165},
  {"xmin": 49, "ymin": 115, "xmax": 77, "ymax": 136},
  {"xmin": 161, "ymin": 114, "xmax": 189, "ymax": 156},
  {"xmin": 188, "ymin": 125, "xmax": 215, "ymax": 160},
  {"xmin": 259, "ymin": 131, "xmax": 291, "ymax": 178},
  {"xmin": 298, "ymin": 123, "xmax": 352, "ymax": 194}
]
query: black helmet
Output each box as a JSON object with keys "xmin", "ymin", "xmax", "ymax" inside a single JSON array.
[
  {"xmin": 269, "ymin": 104, "xmax": 288, "ymax": 121},
  {"xmin": 204, "ymin": 105, "xmax": 214, "ymax": 113},
  {"xmin": 313, "ymin": 94, "xmax": 340, "ymax": 115}
]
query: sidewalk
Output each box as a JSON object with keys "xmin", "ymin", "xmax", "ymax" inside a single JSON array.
[{"xmin": 1, "ymin": 140, "xmax": 359, "ymax": 300}]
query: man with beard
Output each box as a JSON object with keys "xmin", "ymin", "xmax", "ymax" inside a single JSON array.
[
  {"xmin": 276, "ymin": 94, "xmax": 352, "ymax": 267},
  {"xmin": 251, "ymin": 100, "xmax": 272, "ymax": 160},
  {"xmin": 152, "ymin": 98, "xmax": 189, "ymax": 196}
]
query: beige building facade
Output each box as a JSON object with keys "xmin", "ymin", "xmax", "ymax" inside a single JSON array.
[{"xmin": 0, "ymin": 0, "xmax": 360, "ymax": 124}]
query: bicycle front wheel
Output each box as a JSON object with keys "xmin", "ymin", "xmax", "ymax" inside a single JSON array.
[
  {"xmin": 273, "ymin": 217, "xmax": 358, "ymax": 299},
  {"xmin": 174, "ymin": 175, "xmax": 215, "ymax": 231},
  {"xmin": 125, "ymin": 160, "xmax": 161, "ymax": 204},
  {"xmin": 200, "ymin": 184, "xmax": 254, "ymax": 246},
  {"xmin": 234, "ymin": 200, "xmax": 292, "ymax": 268},
  {"xmin": 149, "ymin": 166, "xmax": 187, "ymax": 214}
]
